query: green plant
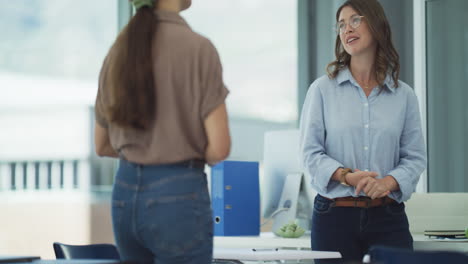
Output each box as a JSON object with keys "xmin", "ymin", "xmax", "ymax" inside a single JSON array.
[{"xmin": 274, "ymin": 220, "xmax": 306, "ymax": 238}]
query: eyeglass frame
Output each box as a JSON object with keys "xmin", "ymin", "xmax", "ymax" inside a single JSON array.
[{"xmin": 335, "ymin": 15, "xmax": 365, "ymax": 35}]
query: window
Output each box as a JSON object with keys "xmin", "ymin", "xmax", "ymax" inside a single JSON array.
[
  {"xmin": 426, "ymin": 0, "xmax": 468, "ymax": 192},
  {"xmin": 0, "ymin": 0, "xmax": 118, "ymax": 189},
  {"xmin": 182, "ymin": 1, "xmax": 298, "ymax": 161},
  {"xmin": 182, "ymin": 1, "xmax": 298, "ymax": 123}
]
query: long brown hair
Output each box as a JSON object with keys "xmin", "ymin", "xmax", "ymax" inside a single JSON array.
[
  {"xmin": 326, "ymin": 0, "xmax": 400, "ymax": 88},
  {"xmin": 104, "ymin": 2, "xmax": 158, "ymax": 129}
]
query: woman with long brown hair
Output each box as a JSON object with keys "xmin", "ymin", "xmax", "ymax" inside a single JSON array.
[
  {"xmin": 299, "ymin": 0, "xmax": 426, "ymax": 262},
  {"xmin": 94, "ymin": 0, "xmax": 230, "ymax": 263}
]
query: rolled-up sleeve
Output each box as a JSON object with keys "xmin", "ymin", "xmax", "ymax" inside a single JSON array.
[
  {"xmin": 199, "ymin": 39, "xmax": 229, "ymax": 120},
  {"xmin": 299, "ymin": 81, "xmax": 343, "ymax": 193},
  {"xmin": 387, "ymin": 90, "xmax": 427, "ymax": 202}
]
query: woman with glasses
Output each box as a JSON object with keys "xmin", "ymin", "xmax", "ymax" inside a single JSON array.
[
  {"xmin": 299, "ymin": 0, "xmax": 426, "ymax": 263},
  {"xmin": 94, "ymin": 0, "xmax": 230, "ymax": 263}
]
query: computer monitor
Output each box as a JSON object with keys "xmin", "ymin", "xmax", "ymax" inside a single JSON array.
[{"xmin": 261, "ymin": 129, "xmax": 316, "ymax": 230}]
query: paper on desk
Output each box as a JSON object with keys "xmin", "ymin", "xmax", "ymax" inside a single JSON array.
[
  {"xmin": 213, "ymin": 248, "xmax": 341, "ymax": 261},
  {"xmin": 427, "ymin": 237, "xmax": 468, "ymax": 242}
]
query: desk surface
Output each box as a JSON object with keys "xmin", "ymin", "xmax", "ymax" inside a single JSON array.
[
  {"xmin": 214, "ymin": 232, "xmax": 310, "ymax": 249},
  {"xmin": 0, "ymin": 258, "xmax": 120, "ymax": 264},
  {"xmin": 215, "ymin": 232, "xmax": 468, "ymax": 252},
  {"xmin": 413, "ymin": 234, "xmax": 468, "ymax": 252},
  {"xmin": 214, "ymin": 248, "xmax": 341, "ymax": 261},
  {"xmin": 0, "ymin": 256, "xmax": 40, "ymax": 263},
  {"xmin": 31, "ymin": 261, "xmax": 120, "ymax": 264}
]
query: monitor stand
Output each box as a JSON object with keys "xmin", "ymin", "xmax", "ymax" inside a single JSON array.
[{"xmin": 272, "ymin": 173, "xmax": 311, "ymax": 234}]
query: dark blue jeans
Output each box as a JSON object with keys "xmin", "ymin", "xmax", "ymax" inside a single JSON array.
[
  {"xmin": 311, "ymin": 194, "xmax": 413, "ymax": 264},
  {"xmin": 112, "ymin": 159, "xmax": 213, "ymax": 264}
]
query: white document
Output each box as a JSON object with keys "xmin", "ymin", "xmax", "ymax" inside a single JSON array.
[{"xmin": 213, "ymin": 248, "xmax": 341, "ymax": 261}]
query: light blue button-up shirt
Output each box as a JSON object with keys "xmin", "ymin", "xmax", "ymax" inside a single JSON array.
[{"xmin": 299, "ymin": 68, "xmax": 427, "ymax": 203}]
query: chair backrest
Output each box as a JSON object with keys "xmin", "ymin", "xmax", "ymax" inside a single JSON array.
[
  {"xmin": 369, "ymin": 245, "xmax": 468, "ymax": 264},
  {"xmin": 53, "ymin": 242, "xmax": 120, "ymax": 260}
]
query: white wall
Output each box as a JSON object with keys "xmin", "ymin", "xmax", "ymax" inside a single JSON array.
[{"xmin": 0, "ymin": 191, "xmax": 113, "ymax": 259}]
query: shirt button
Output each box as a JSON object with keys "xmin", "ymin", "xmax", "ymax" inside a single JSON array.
[
  {"xmin": 364, "ymin": 146, "xmax": 369, "ymax": 150},
  {"xmin": 364, "ymin": 124, "xmax": 369, "ymax": 128}
]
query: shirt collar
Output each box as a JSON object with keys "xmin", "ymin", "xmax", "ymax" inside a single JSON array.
[
  {"xmin": 154, "ymin": 10, "xmax": 191, "ymax": 29},
  {"xmin": 336, "ymin": 67, "xmax": 396, "ymax": 92}
]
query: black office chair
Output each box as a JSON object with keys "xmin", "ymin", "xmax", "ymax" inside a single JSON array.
[
  {"xmin": 368, "ymin": 245, "xmax": 468, "ymax": 264},
  {"xmin": 53, "ymin": 242, "xmax": 120, "ymax": 260}
]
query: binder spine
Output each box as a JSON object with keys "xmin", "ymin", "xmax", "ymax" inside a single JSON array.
[{"xmin": 211, "ymin": 166, "xmax": 224, "ymax": 236}]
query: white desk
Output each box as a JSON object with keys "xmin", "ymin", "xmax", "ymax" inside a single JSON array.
[
  {"xmin": 214, "ymin": 233, "xmax": 340, "ymax": 263},
  {"xmin": 213, "ymin": 248, "xmax": 340, "ymax": 261},
  {"xmin": 215, "ymin": 232, "xmax": 468, "ymax": 252},
  {"xmin": 413, "ymin": 234, "xmax": 468, "ymax": 252},
  {"xmin": 214, "ymin": 232, "xmax": 310, "ymax": 249}
]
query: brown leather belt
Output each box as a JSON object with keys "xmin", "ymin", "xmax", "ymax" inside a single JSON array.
[{"xmin": 325, "ymin": 196, "xmax": 396, "ymax": 208}]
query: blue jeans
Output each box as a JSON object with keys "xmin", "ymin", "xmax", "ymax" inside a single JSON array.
[
  {"xmin": 112, "ymin": 159, "xmax": 213, "ymax": 264},
  {"xmin": 311, "ymin": 194, "xmax": 413, "ymax": 264}
]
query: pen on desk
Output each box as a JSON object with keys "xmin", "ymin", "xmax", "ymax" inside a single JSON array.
[{"xmin": 252, "ymin": 248, "xmax": 278, "ymax": 252}]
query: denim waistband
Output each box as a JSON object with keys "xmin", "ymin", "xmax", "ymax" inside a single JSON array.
[
  {"xmin": 116, "ymin": 159, "xmax": 206, "ymax": 186},
  {"xmin": 119, "ymin": 158, "xmax": 205, "ymax": 170}
]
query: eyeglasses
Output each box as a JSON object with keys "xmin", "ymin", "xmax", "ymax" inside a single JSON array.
[{"xmin": 336, "ymin": 15, "xmax": 365, "ymax": 34}]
